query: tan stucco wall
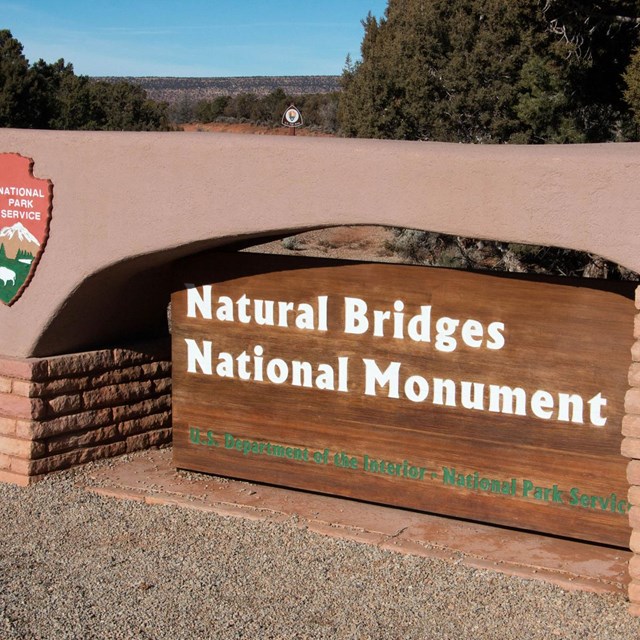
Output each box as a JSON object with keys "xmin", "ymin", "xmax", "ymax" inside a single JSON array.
[{"xmin": 0, "ymin": 128, "xmax": 639, "ymax": 357}]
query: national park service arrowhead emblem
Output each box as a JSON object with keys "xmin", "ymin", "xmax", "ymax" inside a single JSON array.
[
  {"xmin": 282, "ymin": 104, "xmax": 303, "ymax": 127},
  {"xmin": 0, "ymin": 153, "xmax": 52, "ymax": 305}
]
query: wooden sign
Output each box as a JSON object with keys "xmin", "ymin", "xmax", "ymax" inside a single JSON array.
[
  {"xmin": 172, "ymin": 253, "xmax": 635, "ymax": 546},
  {"xmin": 0, "ymin": 154, "xmax": 53, "ymax": 305}
]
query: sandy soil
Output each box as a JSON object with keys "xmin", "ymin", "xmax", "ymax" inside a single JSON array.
[
  {"xmin": 243, "ymin": 225, "xmax": 405, "ymax": 263},
  {"xmin": 181, "ymin": 122, "xmax": 334, "ymax": 136}
]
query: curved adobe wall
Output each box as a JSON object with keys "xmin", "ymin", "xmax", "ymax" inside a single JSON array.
[{"xmin": 0, "ymin": 128, "xmax": 639, "ymax": 357}]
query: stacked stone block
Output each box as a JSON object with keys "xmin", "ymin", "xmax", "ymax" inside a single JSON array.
[
  {"xmin": 623, "ymin": 285, "xmax": 640, "ymax": 615},
  {"xmin": 0, "ymin": 343, "xmax": 171, "ymax": 485}
]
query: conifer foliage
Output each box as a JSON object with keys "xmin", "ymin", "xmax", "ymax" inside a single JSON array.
[
  {"xmin": 0, "ymin": 30, "xmax": 169, "ymax": 131},
  {"xmin": 339, "ymin": 0, "xmax": 640, "ymax": 143}
]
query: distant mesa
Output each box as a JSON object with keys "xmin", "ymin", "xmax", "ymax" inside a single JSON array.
[
  {"xmin": 0, "ymin": 222, "xmax": 40, "ymax": 260},
  {"xmin": 96, "ymin": 75, "xmax": 341, "ymax": 104}
]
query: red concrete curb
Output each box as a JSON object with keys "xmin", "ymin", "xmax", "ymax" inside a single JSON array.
[{"xmin": 82, "ymin": 448, "xmax": 631, "ymax": 596}]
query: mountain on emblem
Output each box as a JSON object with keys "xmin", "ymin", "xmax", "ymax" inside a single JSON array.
[
  {"xmin": 0, "ymin": 154, "xmax": 53, "ymax": 306},
  {"xmin": 0, "ymin": 222, "xmax": 41, "ymax": 258}
]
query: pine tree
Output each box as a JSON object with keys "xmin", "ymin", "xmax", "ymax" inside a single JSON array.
[
  {"xmin": 0, "ymin": 30, "xmax": 170, "ymax": 131},
  {"xmin": 339, "ymin": 0, "xmax": 640, "ymax": 143},
  {"xmin": 15, "ymin": 248, "xmax": 33, "ymax": 260},
  {"xmin": 0, "ymin": 30, "xmax": 32, "ymax": 128}
]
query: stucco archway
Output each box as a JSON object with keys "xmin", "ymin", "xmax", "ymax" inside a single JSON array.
[{"xmin": 0, "ymin": 129, "xmax": 639, "ymax": 358}]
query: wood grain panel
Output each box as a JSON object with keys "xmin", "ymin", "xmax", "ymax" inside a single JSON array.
[{"xmin": 171, "ymin": 253, "xmax": 635, "ymax": 547}]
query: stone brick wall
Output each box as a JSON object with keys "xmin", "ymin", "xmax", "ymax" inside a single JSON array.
[
  {"xmin": 0, "ymin": 341, "xmax": 171, "ymax": 485},
  {"xmin": 624, "ymin": 286, "xmax": 640, "ymax": 614}
]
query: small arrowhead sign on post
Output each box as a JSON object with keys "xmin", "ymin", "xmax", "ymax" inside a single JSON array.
[{"xmin": 282, "ymin": 104, "xmax": 303, "ymax": 136}]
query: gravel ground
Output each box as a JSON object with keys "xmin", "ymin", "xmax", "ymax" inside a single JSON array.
[{"xmin": 0, "ymin": 457, "xmax": 639, "ymax": 640}]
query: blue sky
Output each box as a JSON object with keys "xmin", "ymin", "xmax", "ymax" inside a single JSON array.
[{"xmin": 3, "ymin": 1, "xmax": 388, "ymax": 77}]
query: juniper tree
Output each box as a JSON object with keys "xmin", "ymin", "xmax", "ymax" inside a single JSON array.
[
  {"xmin": 0, "ymin": 30, "xmax": 32, "ymax": 128},
  {"xmin": 0, "ymin": 30, "xmax": 169, "ymax": 131},
  {"xmin": 339, "ymin": 0, "xmax": 640, "ymax": 143}
]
